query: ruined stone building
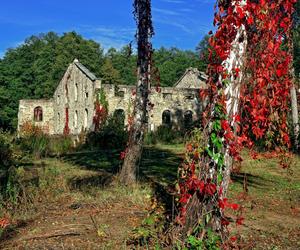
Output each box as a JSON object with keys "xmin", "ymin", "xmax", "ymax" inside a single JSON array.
[{"xmin": 18, "ymin": 59, "xmax": 207, "ymax": 135}]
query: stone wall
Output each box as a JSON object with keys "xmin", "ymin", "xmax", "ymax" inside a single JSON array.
[
  {"xmin": 53, "ymin": 60, "xmax": 101, "ymax": 135},
  {"xmin": 174, "ymin": 67, "xmax": 207, "ymax": 89},
  {"xmin": 18, "ymin": 60, "xmax": 208, "ymax": 136},
  {"xmin": 102, "ymin": 84, "xmax": 206, "ymax": 131},
  {"xmin": 18, "ymin": 99, "xmax": 54, "ymax": 134},
  {"xmin": 148, "ymin": 87, "xmax": 205, "ymax": 131},
  {"xmin": 102, "ymin": 84, "xmax": 135, "ymax": 124}
]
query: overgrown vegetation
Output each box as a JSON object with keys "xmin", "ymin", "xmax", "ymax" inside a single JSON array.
[
  {"xmin": 144, "ymin": 126, "xmax": 184, "ymax": 145},
  {"xmin": 85, "ymin": 114, "xmax": 128, "ymax": 150},
  {"xmin": 17, "ymin": 123, "xmax": 74, "ymax": 159},
  {"xmin": 0, "ymin": 138, "xmax": 299, "ymax": 248},
  {"xmin": 0, "ymin": 131, "xmax": 14, "ymax": 170}
]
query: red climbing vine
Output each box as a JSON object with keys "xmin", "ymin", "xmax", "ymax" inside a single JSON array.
[
  {"xmin": 241, "ymin": 0, "xmax": 296, "ymax": 153},
  {"xmin": 63, "ymin": 107, "xmax": 70, "ymax": 135},
  {"xmin": 175, "ymin": 0, "xmax": 297, "ymax": 243},
  {"xmin": 93, "ymin": 89, "xmax": 108, "ymax": 131}
]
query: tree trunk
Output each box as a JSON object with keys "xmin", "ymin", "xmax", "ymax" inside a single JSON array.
[
  {"xmin": 290, "ymin": 83, "xmax": 299, "ymax": 150},
  {"xmin": 176, "ymin": 0, "xmax": 248, "ymax": 239},
  {"xmin": 222, "ymin": 20, "xmax": 248, "ymax": 196},
  {"xmin": 290, "ymin": 35, "xmax": 299, "ymax": 151},
  {"xmin": 119, "ymin": 0, "xmax": 153, "ymax": 185}
]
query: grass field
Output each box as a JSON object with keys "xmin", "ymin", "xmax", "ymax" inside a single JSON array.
[{"xmin": 0, "ymin": 144, "xmax": 299, "ymax": 249}]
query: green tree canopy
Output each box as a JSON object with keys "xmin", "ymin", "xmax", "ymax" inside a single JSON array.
[
  {"xmin": 0, "ymin": 31, "xmax": 104, "ymax": 130},
  {"xmin": 0, "ymin": 31, "xmax": 209, "ymax": 131}
]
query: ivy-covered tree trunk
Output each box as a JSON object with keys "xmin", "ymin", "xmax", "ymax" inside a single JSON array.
[
  {"xmin": 290, "ymin": 83, "xmax": 299, "ymax": 150},
  {"xmin": 290, "ymin": 40, "xmax": 299, "ymax": 151},
  {"xmin": 222, "ymin": 20, "xmax": 248, "ymax": 197},
  {"xmin": 119, "ymin": 0, "xmax": 154, "ymax": 185},
  {"xmin": 174, "ymin": 0, "xmax": 248, "ymax": 241}
]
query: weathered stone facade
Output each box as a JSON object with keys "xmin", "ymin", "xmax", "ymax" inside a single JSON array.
[
  {"xmin": 18, "ymin": 99, "xmax": 54, "ymax": 134},
  {"xmin": 52, "ymin": 60, "xmax": 101, "ymax": 135},
  {"xmin": 18, "ymin": 59, "xmax": 207, "ymax": 135}
]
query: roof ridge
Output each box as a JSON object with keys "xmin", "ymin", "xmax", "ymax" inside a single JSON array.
[{"xmin": 73, "ymin": 60, "xmax": 99, "ymax": 82}]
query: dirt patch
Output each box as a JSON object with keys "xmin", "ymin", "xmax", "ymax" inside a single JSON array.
[{"xmin": 1, "ymin": 198, "xmax": 147, "ymax": 249}]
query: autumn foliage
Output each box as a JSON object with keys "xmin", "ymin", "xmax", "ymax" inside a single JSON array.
[{"xmin": 176, "ymin": 0, "xmax": 297, "ymax": 238}]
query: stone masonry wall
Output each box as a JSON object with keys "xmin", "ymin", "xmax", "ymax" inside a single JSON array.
[
  {"xmin": 53, "ymin": 60, "xmax": 101, "ymax": 135},
  {"xmin": 18, "ymin": 99, "xmax": 54, "ymax": 134},
  {"xmin": 102, "ymin": 84, "xmax": 206, "ymax": 131},
  {"xmin": 18, "ymin": 60, "xmax": 207, "ymax": 136}
]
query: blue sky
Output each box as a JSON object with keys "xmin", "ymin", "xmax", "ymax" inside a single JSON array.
[{"xmin": 0, "ymin": 0, "xmax": 215, "ymax": 57}]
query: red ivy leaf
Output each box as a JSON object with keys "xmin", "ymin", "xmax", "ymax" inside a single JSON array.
[
  {"xmin": 236, "ymin": 217, "xmax": 244, "ymax": 225},
  {"xmin": 205, "ymin": 183, "xmax": 217, "ymax": 196}
]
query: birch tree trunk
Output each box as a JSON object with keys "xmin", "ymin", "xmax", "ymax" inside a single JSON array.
[
  {"xmin": 119, "ymin": 0, "xmax": 153, "ymax": 185},
  {"xmin": 222, "ymin": 17, "xmax": 248, "ymax": 196},
  {"xmin": 290, "ymin": 83, "xmax": 299, "ymax": 150},
  {"xmin": 178, "ymin": 0, "xmax": 248, "ymax": 238},
  {"xmin": 290, "ymin": 40, "xmax": 299, "ymax": 151}
]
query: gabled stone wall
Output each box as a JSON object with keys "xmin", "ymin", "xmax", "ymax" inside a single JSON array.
[
  {"xmin": 52, "ymin": 60, "xmax": 101, "ymax": 135},
  {"xmin": 18, "ymin": 60, "xmax": 207, "ymax": 136}
]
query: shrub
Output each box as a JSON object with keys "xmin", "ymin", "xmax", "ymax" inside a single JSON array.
[
  {"xmin": 18, "ymin": 133, "xmax": 50, "ymax": 159},
  {"xmin": 153, "ymin": 125, "xmax": 183, "ymax": 144},
  {"xmin": 0, "ymin": 132, "xmax": 13, "ymax": 170},
  {"xmin": 85, "ymin": 115, "xmax": 128, "ymax": 150},
  {"xmin": 17, "ymin": 123, "xmax": 74, "ymax": 159},
  {"xmin": 143, "ymin": 126, "xmax": 185, "ymax": 145},
  {"xmin": 144, "ymin": 132, "xmax": 157, "ymax": 145},
  {"xmin": 48, "ymin": 136, "xmax": 73, "ymax": 157}
]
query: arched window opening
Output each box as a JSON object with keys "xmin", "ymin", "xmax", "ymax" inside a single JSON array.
[
  {"xmin": 74, "ymin": 110, "xmax": 78, "ymax": 128},
  {"xmin": 84, "ymin": 109, "xmax": 88, "ymax": 129},
  {"xmin": 34, "ymin": 106, "xmax": 43, "ymax": 122},
  {"xmin": 184, "ymin": 110, "xmax": 193, "ymax": 129},
  {"xmin": 75, "ymin": 83, "xmax": 78, "ymax": 101},
  {"xmin": 162, "ymin": 110, "xmax": 171, "ymax": 127},
  {"xmin": 116, "ymin": 91, "xmax": 125, "ymax": 98},
  {"xmin": 58, "ymin": 112, "xmax": 60, "ymax": 124},
  {"xmin": 65, "ymin": 84, "xmax": 69, "ymax": 104},
  {"xmin": 113, "ymin": 109, "xmax": 125, "ymax": 126}
]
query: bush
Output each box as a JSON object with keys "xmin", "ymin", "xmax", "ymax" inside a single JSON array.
[
  {"xmin": 48, "ymin": 136, "xmax": 73, "ymax": 157},
  {"xmin": 18, "ymin": 133, "xmax": 50, "ymax": 159},
  {"xmin": 144, "ymin": 132, "xmax": 157, "ymax": 145},
  {"xmin": 17, "ymin": 123, "xmax": 74, "ymax": 159},
  {"xmin": 0, "ymin": 131, "xmax": 13, "ymax": 170},
  {"xmin": 84, "ymin": 115, "xmax": 128, "ymax": 150},
  {"xmin": 144, "ymin": 126, "xmax": 185, "ymax": 145},
  {"xmin": 146, "ymin": 125, "xmax": 183, "ymax": 145}
]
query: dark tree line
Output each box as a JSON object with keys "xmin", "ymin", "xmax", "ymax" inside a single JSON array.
[{"xmin": 0, "ymin": 31, "xmax": 208, "ymax": 131}]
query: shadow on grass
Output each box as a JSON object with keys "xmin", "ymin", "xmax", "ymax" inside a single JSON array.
[
  {"xmin": 231, "ymin": 172, "xmax": 271, "ymax": 190},
  {"xmin": 62, "ymin": 146, "xmax": 183, "ymax": 186},
  {"xmin": 140, "ymin": 146, "xmax": 183, "ymax": 185},
  {"xmin": 62, "ymin": 149, "xmax": 121, "ymax": 173},
  {"xmin": 61, "ymin": 146, "xmax": 270, "ymax": 210},
  {"xmin": 68, "ymin": 173, "xmax": 114, "ymax": 191},
  {"xmin": 61, "ymin": 146, "xmax": 182, "ymax": 208}
]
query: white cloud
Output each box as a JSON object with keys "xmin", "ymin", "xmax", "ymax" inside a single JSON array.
[
  {"xmin": 152, "ymin": 7, "xmax": 181, "ymax": 16},
  {"xmin": 154, "ymin": 18, "xmax": 192, "ymax": 33},
  {"xmin": 77, "ymin": 25, "xmax": 136, "ymax": 51},
  {"xmin": 161, "ymin": 0, "xmax": 185, "ymax": 3}
]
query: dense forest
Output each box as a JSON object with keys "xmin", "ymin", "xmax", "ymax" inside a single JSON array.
[{"xmin": 0, "ymin": 31, "xmax": 207, "ymax": 130}]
